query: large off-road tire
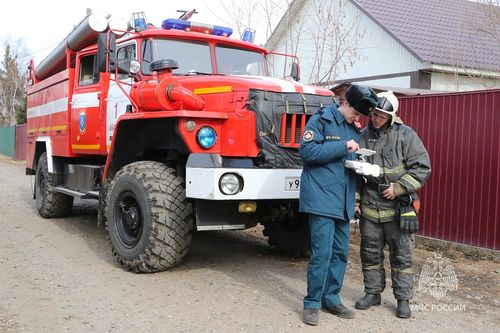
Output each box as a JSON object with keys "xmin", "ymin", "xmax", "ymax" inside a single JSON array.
[
  {"xmin": 105, "ymin": 161, "xmax": 193, "ymax": 273},
  {"xmin": 263, "ymin": 211, "xmax": 311, "ymax": 258},
  {"xmin": 35, "ymin": 153, "xmax": 74, "ymax": 218},
  {"xmin": 97, "ymin": 180, "xmax": 110, "ymax": 227}
]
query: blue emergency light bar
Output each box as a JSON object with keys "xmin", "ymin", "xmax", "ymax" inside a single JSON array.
[{"xmin": 162, "ymin": 18, "xmax": 233, "ymax": 37}]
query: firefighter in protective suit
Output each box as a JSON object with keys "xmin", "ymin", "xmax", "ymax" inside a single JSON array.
[{"xmin": 354, "ymin": 91, "xmax": 431, "ymax": 318}]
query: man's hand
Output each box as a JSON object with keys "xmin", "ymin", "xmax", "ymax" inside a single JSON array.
[
  {"xmin": 347, "ymin": 140, "xmax": 359, "ymax": 153},
  {"xmin": 381, "ymin": 183, "xmax": 397, "ymax": 200}
]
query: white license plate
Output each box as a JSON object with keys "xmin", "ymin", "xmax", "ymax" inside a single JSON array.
[{"xmin": 285, "ymin": 177, "xmax": 300, "ymax": 191}]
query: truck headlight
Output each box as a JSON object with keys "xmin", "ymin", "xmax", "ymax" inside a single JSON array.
[
  {"xmin": 196, "ymin": 126, "xmax": 217, "ymax": 149},
  {"xmin": 219, "ymin": 173, "xmax": 242, "ymax": 195}
]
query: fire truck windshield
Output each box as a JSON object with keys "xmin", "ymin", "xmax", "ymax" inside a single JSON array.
[
  {"xmin": 215, "ymin": 46, "xmax": 268, "ymax": 76},
  {"xmin": 141, "ymin": 39, "xmax": 268, "ymax": 77}
]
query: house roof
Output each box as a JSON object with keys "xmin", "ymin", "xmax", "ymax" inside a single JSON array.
[
  {"xmin": 351, "ymin": 0, "xmax": 500, "ymax": 72},
  {"xmin": 265, "ymin": 0, "xmax": 306, "ymax": 52}
]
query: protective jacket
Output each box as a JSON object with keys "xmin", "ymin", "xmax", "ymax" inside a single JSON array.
[
  {"xmin": 357, "ymin": 122, "xmax": 431, "ymax": 222},
  {"xmin": 299, "ymin": 104, "xmax": 359, "ymax": 220}
]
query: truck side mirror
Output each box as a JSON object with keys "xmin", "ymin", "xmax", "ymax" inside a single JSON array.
[
  {"xmin": 115, "ymin": 59, "xmax": 141, "ymax": 76},
  {"xmin": 97, "ymin": 32, "xmax": 116, "ymax": 72},
  {"xmin": 290, "ymin": 62, "xmax": 300, "ymax": 81}
]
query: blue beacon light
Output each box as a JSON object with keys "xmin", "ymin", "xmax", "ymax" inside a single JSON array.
[
  {"xmin": 162, "ymin": 18, "xmax": 190, "ymax": 30},
  {"xmin": 132, "ymin": 12, "xmax": 148, "ymax": 31},
  {"xmin": 162, "ymin": 18, "xmax": 233, "ymax": 37},
  {"xmin": 241, "ymin": 28, "xmax": 255, "ymax": 43}
]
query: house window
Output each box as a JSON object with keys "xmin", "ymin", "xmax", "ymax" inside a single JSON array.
[{"xmin": 79, "ymin": 55, "xmax": 99, "ymax": 86}]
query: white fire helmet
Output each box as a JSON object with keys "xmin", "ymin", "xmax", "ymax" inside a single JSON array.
[{"xmin": 375, "ymin": 91, "xmax": 401, "ymax": 125}]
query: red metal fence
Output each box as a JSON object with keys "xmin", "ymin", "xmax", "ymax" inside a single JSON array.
[
  {"xmin": 399, "ymin": 90, "xmax": 500, "ymax": 251},
  {"xmin": 15, "ymin": 124, "xmax": 26, "ymax": 161}
]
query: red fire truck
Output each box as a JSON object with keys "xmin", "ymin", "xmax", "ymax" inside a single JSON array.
[{"xmin": 26, "ymin": 12, "xmax": 335, "ymax": 272}]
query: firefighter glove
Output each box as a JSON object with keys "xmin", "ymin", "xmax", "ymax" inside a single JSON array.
[{"xmin": 399, "ymin": 197, "xmax": 419, "ymax": 233}]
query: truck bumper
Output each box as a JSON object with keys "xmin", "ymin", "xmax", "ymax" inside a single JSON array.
[{"xmin": 185, "ymin": 154, "xmax": 302, "ymax": 200}]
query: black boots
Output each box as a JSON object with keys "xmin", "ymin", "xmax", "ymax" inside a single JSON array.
[
  {"xmin": 355, "ymin": 293, "xmax": 381, "ymax": 310},
  {"xmin": 396, "ymin": 300, "xmax": 412, "ymax": 318},
  {"xmin": 323, "ymin": 303, "xmax": 355, "ymax": 319},
  {"xmin": 355, "ymin": 294, "xmax": 411, "ymax": 318},
  {"xmin": 303, "ymin": 308, "xmax": 319, "ymax": 326}
]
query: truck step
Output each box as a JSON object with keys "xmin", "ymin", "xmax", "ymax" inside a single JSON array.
[{"xmin": 54, "ymin": 186, "xmax": 99, "ymax": 199}]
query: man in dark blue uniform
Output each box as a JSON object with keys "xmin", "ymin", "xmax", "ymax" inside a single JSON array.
[{"xmin": 300, "ymin": 85, "xmax": 378, "ymax": 326}]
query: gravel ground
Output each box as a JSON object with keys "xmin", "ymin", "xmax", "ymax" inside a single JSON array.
[{"xmin": 0, "ymin": 156, "xmax": 499, "ymax": 332}]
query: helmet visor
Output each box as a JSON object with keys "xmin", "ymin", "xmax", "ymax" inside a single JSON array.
[{"xmin": 376, "ymin": 96, "xmax": 394, "ymax": 112}]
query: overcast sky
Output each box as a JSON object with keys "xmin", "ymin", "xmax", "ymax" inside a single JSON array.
[{"xmin": 1, "ymin": 0, "xmax": 273, "ymax": 65}]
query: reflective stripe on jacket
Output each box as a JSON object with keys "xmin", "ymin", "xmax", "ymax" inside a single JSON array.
[{"xmin": 357, "ymin": 122, "xmax": 431, "ymax": 222}]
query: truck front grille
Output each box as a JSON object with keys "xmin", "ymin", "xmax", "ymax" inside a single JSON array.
[{"xmin": 279, "ymin": 113, "xmax": 311, "ymax": 148}]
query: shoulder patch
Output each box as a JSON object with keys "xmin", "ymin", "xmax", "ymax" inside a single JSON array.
[{"xmin": 303, "ymin": 130, "xmax": 314, "ymax": 141}]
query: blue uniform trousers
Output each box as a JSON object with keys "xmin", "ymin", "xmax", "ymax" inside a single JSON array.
[{"xmin": 304, "ymin": 214, "xmax": 350, "ymax": 309}]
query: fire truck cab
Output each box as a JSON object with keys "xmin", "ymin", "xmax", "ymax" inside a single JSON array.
[{"xmin": 26, "ymin": 13, "xmax": 335, "ymax": 272}]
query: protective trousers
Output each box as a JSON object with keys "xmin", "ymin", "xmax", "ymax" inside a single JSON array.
[
  {"xmin": 304, "ymin": 214, "xmax": 350, "ymax": 309},
  {"xmin": 359, "ymin": 218, "xmax": 415, "ymax": 300}
]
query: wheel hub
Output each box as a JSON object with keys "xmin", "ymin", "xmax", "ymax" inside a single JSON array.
[
  {"xmin": 114, "ymin": 191, "xmax": 143, "ymax": 248},
  {"xmin": 120, "ymin": 203, "xmax": 140, "ymax": 230}
]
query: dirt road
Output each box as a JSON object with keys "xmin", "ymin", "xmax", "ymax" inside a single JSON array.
[{"xmin": 0, "ymin": 156, "xmax": 499, "ymax": 332}]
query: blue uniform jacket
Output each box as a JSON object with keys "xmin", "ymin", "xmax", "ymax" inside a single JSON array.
[{"xmin": 299, "ymin": 104, "xmax": 359, "ymax": 220}]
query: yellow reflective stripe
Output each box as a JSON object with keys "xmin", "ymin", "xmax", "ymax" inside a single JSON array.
[
  {"xmin": 401, "ymin": 211, "xmax": 416, "ymax": 217},
  {"xmin": 193, "ymin": 86, "xmax": 232, "ymax": 94},
  {"xmin": 401, "ymin": 173, "xmax": 421, "ymax": 188},
  {"xmin": 363, "ymin": 264, "xmax": 384, "ymax": 271},
  {"xmin": 355, "ymin": 192, "xmax": 361, "ymax": 200},
  {"xmin": 362, "ymin": 206, "xmax": 396, "ymax": 219},
  {"xmin": 381, "ymin": 164, "xmax": 405, "ymax": 174},
  {"xmin": 72, "ymin": 144, "xmax": 100, "ymax": 150},
  {"xmin": 391, "ymin": 267, "xmax": 414, "ymax": 274},
  {"xmin": 28, "ymin": 125, "xmax": 67, "ymax": 133}
]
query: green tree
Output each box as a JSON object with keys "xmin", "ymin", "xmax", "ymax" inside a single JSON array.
[
  {"xmin": 15, "ymin": 94, "xmax": 27, "ymax": 124},
  {"xmin": 0, "ymin": 39, "xmax": 27, "ymax": 126}
]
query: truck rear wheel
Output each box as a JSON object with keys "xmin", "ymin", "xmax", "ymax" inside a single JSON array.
[
  {"xmin": 105, "ymin": 161, "xmax": 193, "ymax": 273},
  {"xmin": 263, "ymin": 212, "xmax": 310, "ymax": 258},
  {"xmin": 35, "ymin": 153, "xmax": 74, "ymax": 218}
]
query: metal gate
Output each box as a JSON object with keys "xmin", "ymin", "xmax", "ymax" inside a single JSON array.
[
  {"xmin": 15, "ymin": 124, "xmax": 26, "ymax": 160},
  {"xmin": 399, "ymin": 90, "xmax": 500, "ymax": 251}
]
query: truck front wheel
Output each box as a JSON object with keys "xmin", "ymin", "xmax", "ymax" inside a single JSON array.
[
  {"xmin": 35, "ymin": 152, "xmax": 74, "ymax": 218},
  {"xmin": 105, "ymin": 161, "xmax": 193, "ymax": 273},
  {"xmin": 262, "ymin": 210, "xmax": 310, "ymax": 258}
]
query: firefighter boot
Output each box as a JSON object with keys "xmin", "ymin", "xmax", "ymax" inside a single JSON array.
[
  {"xmin": 396, "ymin": 300, "xmax": 412, "ymax": 318},
  {"xmin": 355, "ymin": 293, "xmax": 381, "ymax": 310}
]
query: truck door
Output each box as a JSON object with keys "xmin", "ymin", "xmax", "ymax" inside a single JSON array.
[
  {"xmin": 106, "ymin": 42, "xmax": 136, "ymax": 151},
  {"xmin": 71, "ymin": 52, "xmax": 103, "ymax": 155}
]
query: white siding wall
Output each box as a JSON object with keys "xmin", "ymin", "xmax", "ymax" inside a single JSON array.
[
  {"xmin": 269, "ymin": 0, "xmax": 423, "ymax": 86},
  {"xmin": 357, "ymin": 75, "xmax": 412, "ymax": 88},
  {"xmin": 431, "ymin": 72, "xmax": 500, "ymax": 91}
]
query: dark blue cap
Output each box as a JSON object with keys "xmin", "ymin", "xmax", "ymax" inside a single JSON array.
[{"xmin": 345, "ymin": 84, "xmax": 378, "ymax": 116}]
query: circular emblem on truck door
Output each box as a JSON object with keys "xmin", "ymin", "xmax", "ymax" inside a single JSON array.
[{"xmin": 79, "ymin": 112, "xmax": 86, "ymax": 134}]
